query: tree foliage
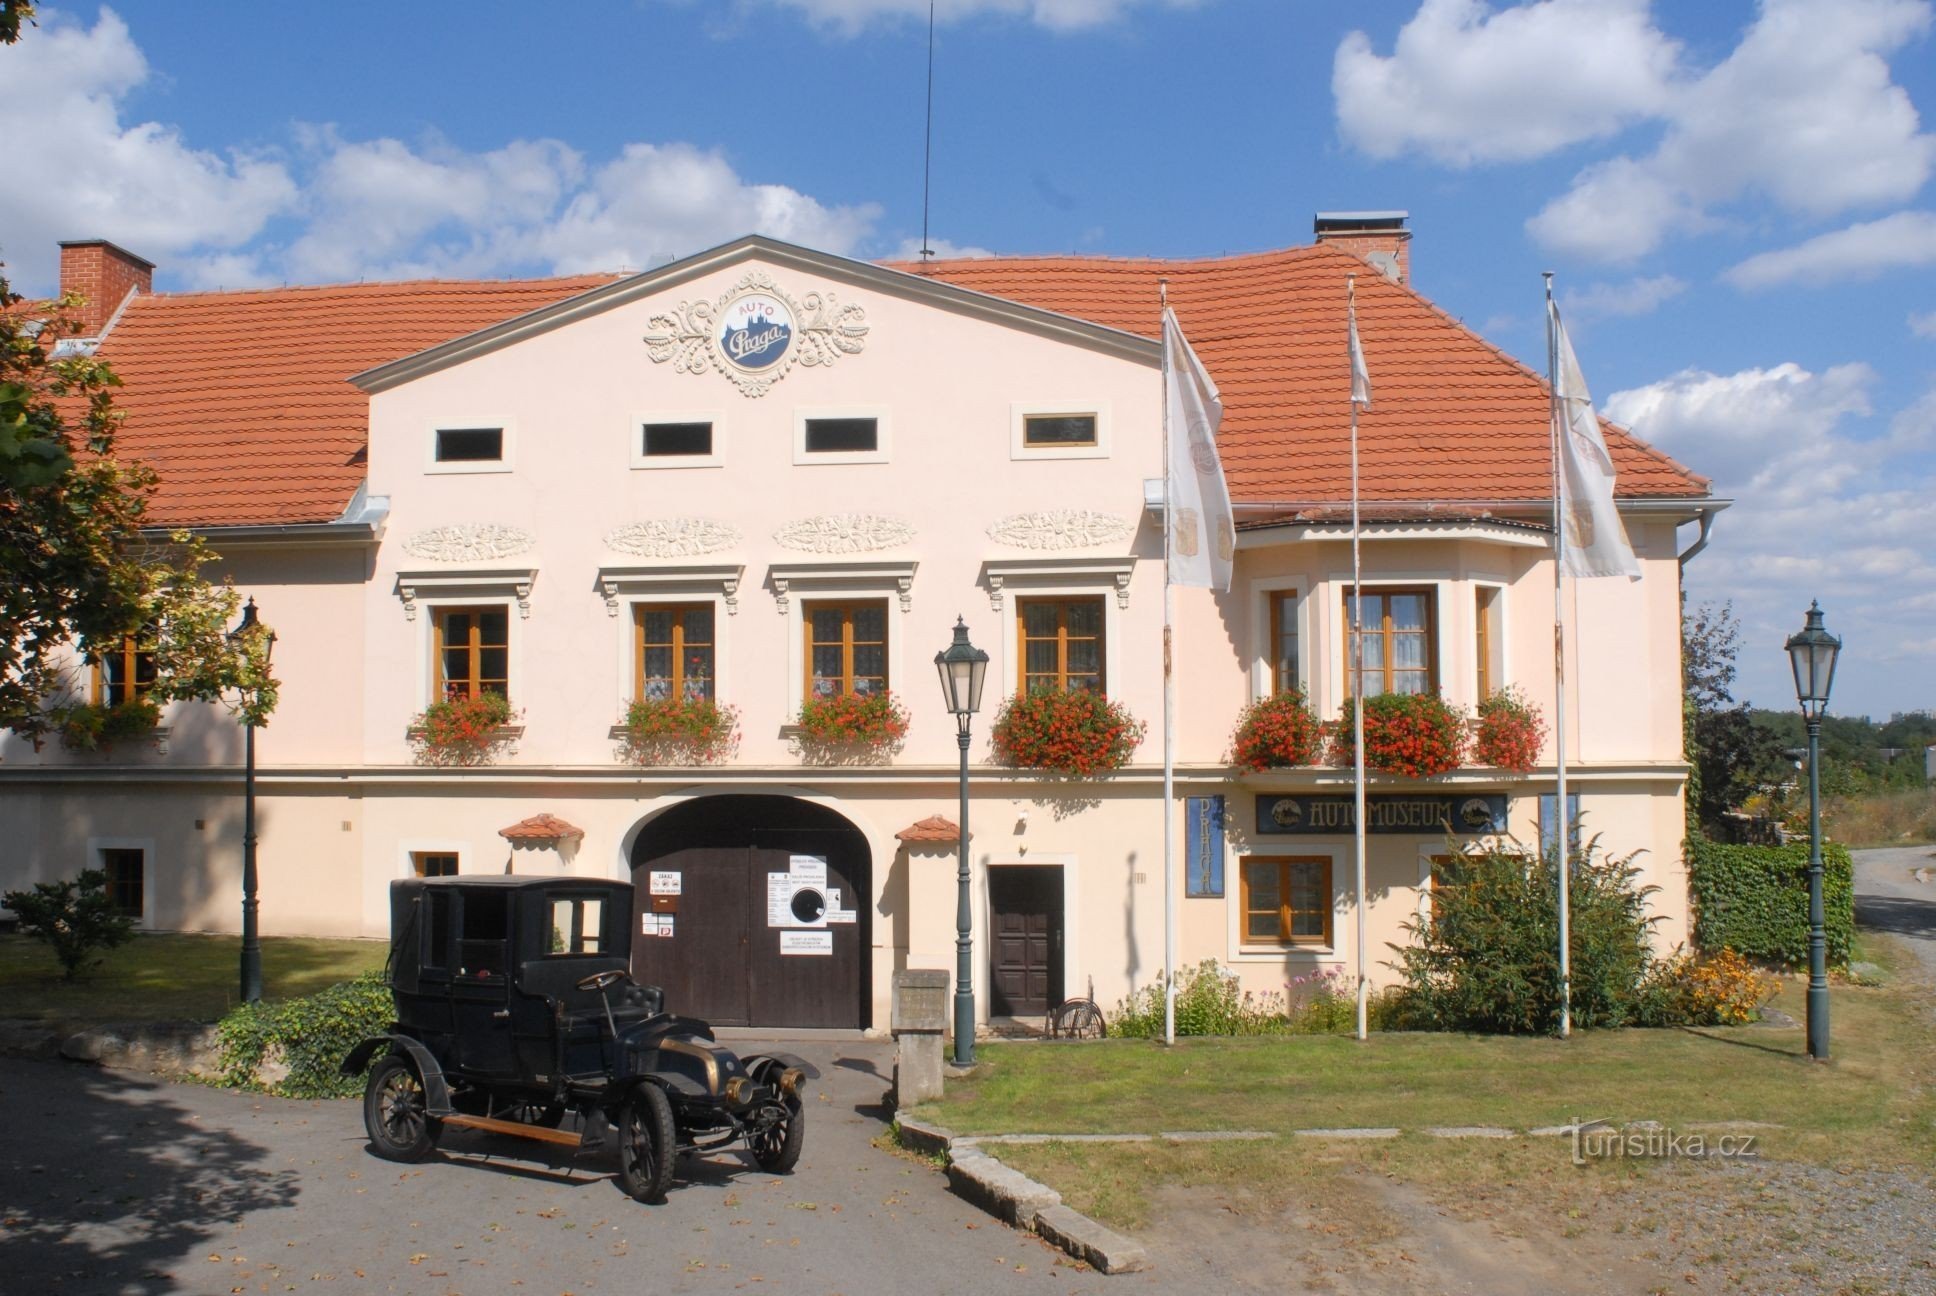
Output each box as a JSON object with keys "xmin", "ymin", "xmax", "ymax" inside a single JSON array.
[
  {"xmin": 1681, "ymin": 600, "xmax": 1785, "ymax": 830},
  {"xmin": 1, "ymin": 272, "xmax": 278, "ymax": 740}
]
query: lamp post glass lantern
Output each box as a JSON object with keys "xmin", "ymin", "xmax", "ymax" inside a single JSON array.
[
  {"xmin": 934, "ymin": 617, "xmax": 989, "ymax": 1066},
  {"xmin": 228, "ymin": 598, "xmax": 277, "ymax": 1004},
  {"xmin": 1784, "ymin": 600, "xmax": 1839, "ymax": 1061}
]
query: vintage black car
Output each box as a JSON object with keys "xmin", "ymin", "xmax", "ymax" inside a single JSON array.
[{"xmin": 341, "ymin": 875, "xmax": 810, "ymax": 1202}]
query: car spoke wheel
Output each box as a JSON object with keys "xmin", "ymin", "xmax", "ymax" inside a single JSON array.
[
  {"xmin": 364, "ymin": 1055, "xmax": 440, "ymax": 1163},
  {"xmin": 502, "ymin": 1099, "xmax": 568, "ymax": 1129},
  {"xmin": 747, "ymin": 1093, "xmax": 805, "ymax": 1174},
  {"xmin": 617, "ymin": 1084, "xmax": 677, "ymax": 1203}
]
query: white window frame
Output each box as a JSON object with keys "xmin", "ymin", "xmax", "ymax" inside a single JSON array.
[
  {"xmin": 1009, "ymin": 401, "xmax": 1111, "ymax": 461},
  {"xmin": 608, "ymin": 581, "xmax": 737, "ymax": 709},
  {"xmin": 88, "ymin": 836, "xmax": 153, "ymax": 927},
  {"xmin": 1248, "ymin": 576, "xmax": 1307, "ymax": 701},
  {"xmin": 631, "ymin": 409, "xmax": 724, "ymax": 471},
  {"xmin": 793, "ymin": 406, "xmax": 890, "ymax": 466},
  {"xmin": 425, "ymin": 419, "xmax": 516, "ymax": 475},
  {"xmin": 772, "ymin": 562, "xmax": 917, "ymax": 716},
  {"xmin": 412, "ymin": 594, "xmax": 525, "ymax": 710},
  {"xmin": 1226, "ymin": 843, "xmax": 1344, "ymax": 962},
  {"xmin": 1004, "ymin": 588, "xmax": 1121, "ymax": 701}
]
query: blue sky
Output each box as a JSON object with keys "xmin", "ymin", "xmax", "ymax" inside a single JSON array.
[{"xmin": 2, "ymin": 0, "xmax": 1932, "ymax": 719}]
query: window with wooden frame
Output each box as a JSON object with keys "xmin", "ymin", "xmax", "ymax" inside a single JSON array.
[
  {"xmin": 1240, "ymin": 856, "xmax": 1331, "ymax": 945},
  {"xmin": 805, "ymin": 600, "xmax": 888, "ymax": 699},
  {"xmin": 1018, "ymin": 596, "xmax": 1105, "ymax": 694},
  {"xmin": 433, "ymin": 606, "xmax": 509, "ymax": 702},
  {"xmin": 1475, "ymin": 586, "xmax": 1502, "ymax": 701},
  {"xmin": 1268, "ymin": 590, "xmax": 1300, "ymax": 695},
  {"xmin": 99, "ymin": 847, "xmax": 144, "ymax": 918},
  {"xmin": 1342, "ymin": 587, "xmax": 1437, "ymax": 697},
  {"xmin": 411, "ymin": 851, "xmax": 459, "ymax": 878},
  {"xmin": 634, "ymin": 604, "xmax": 715, "ymax": 703},
  {"xmin": 91, "ymin": 634, "xmax": 157, "ymax": 706},
  {"xmin": 1424, "ymin": 853, "xmax": 1454, "ymax": 923}
]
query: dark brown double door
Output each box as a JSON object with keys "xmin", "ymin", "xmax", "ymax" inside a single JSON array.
[
  {"xmin": 629, "ymin": 796, "xmax": 870, "ymax": 1030},
  {"xmin": 989, "ymin": 866, "xmax": 1063, "ymax": 1017}
]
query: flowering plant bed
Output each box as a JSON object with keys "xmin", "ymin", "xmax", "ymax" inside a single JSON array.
[
  {"xmin": 990, "ymin": 688, "xmax": 1146, "ymax": 777},
  {"xmin": 410, "ymin": 691, "xmax": 518, "ymax": 766},
  {"xmin": 1228, "ymin": 690, "xmax": 1325, "ymax": 771},
  {"xmin": 48, "ymin": 697, "xmax": 162, "ymax": 751},
  {"xmin": 618, "ymin": 696, "xmax": 739, "ymax": 765},
  {"xmin": 1328, "ymin": 692, "xmax": 1467, "ymax": 778},
  {"xmin": 1472, "ymin": 686, "xmax": 1546, "ymax": 772},
  {"xmin": 794, "ymin": 690, "xmax": 910, "ymax": 758}
]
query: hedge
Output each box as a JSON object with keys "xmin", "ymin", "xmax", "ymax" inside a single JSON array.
[
  {"xmin": 215, "ymin": 970, "xmax": 395, "ymax": 1098},
  {"xmin": 1686, "ymin": 838, "xmax": 1853, "ymax": 970}
]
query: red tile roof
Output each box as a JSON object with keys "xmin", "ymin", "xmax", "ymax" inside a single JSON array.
[
  {"xmin": 96, "ymin": 275, "xmax": 620, "ymax": 527},
  {"xmin": 86, "ymin": 241, "xmax": 1704, "ymax": 529},
  {"xmin": 889, "ymin": 245, "xmax": 1707, "ymax": 502},
  {"xmin": 498, "ymin": 813, "xmax": 586, "ymax": 843},
  {"xmin": 896, "ymin": 815, "xmax": 964, "ymax": 843}
]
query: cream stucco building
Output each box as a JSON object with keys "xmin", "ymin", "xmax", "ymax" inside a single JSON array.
[{"xmin": 0, "ymin": 220, "xmax": 1721, "ymax": 1032}]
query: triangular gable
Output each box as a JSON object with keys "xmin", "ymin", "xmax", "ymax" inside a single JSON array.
[{"xmin": 350, "ymin": 235, "xmax": 1162, "ymax": 395}]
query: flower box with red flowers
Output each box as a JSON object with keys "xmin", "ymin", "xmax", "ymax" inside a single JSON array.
[
  {"xmin": 409, "ymin": 690, "xmax": 521, "ymax": 767},
  {"xmin": 794, "ymin": 689, "xmax": 910, "ymax": 757},
  {"xmin": 616, "ymin": 696, "xmax": 740, "ymax": 765},
  {"xmin": 990, "ymin": 687, "xmax": 1146, "ymax": 778},
  {"xmin": 1228, "ymin": 690, "xmax": 1325, "ymax": 771},
  {"xmin": 1328, "ymin": 691, "xmax": 1468, "ymax": 779},
  {"xmin": 1472, "ymin": 686, "xmax": 1546, "ymax": 773}
]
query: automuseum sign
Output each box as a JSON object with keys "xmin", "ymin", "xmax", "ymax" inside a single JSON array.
[
  {"xmin": 1185, "ymin": 795, "xmax": 1225, "ymax": 897},
  {"xmin": 1255, "ymin": 794, "xmax": 1507, "ymax": 836},
  {"xmin": 643, "ymin": 270, "xmax": 869, "ymax": 398}
]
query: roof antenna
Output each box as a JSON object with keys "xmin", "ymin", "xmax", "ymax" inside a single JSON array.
[{"xmin": 919, "ymin": 0, "xmax": 936, "ymax": 264}]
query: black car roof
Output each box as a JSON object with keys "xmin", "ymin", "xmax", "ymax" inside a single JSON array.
[{"xmin": 392, "ymin": 876, "xmax": 632, "ymax": 892}]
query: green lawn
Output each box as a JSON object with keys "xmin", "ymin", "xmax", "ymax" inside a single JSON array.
[
  {"xmin": 920, "ymin": 938, "xmax": 1936, "ymax": 1175},
  {"xmin": 0, "ymin": 932, "xmax": 387, "ymax": 1027}
]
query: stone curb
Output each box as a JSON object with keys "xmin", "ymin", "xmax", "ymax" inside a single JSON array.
[
  {"xmin": 1034, "ymin": 1204, "xmax": 1151, "ymax": 1275},
  {"xmin": 943, "ymin": 1152, "xmax": 1062, "ymax": 1229},
  {"xmin": 1423, "ymin": 1125, "xmax": 1516, "ymax": 1138}
]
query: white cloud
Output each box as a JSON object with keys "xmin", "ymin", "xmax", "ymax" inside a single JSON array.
[
  {"xmin": 0, "ymin": 12, "xmax": 882, "ymax": 291},
  {"xmin": 889, "ymin": 236, "xmax": 996, "ymax": 260},
  {"xmin": 1723, "ymin": 211, "xmax": 1936, "ymax": 289},
  {"xmin": 1526, "ymin": 0, "xmax": 1936, "ymax": 261},
  {"xmin": 758, "ymin": 0, "xmax": 1202, "ymax": 34},
  {"xmin": 1608, "ymin": 361, "xmax": 1936, "ymax": 710},
  {"xmin": 1559, "ymin": 273, "xmax": 1684, "ymax": 320},
  {"xmin": 1333, "ymin": 0, "xmax": 1680, "ymax": 165},
  {"xmin": 1913, "ymin": 309, "xmax": 1936, "ymax": 337},
  {"xmin": 0, "ymin": 7, "xmax": 298, "ymax": 292}
]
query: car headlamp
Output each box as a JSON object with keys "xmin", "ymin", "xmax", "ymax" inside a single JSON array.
[
  {"xmin": 723, "ymin": 1076, "xmax": 753, "ymax": 1105},
  {"xmin": 778, "ymin": 1067, "xmax": 805, "ymax": 1097}
]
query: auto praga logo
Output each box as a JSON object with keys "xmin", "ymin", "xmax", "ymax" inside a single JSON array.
[{"xmin": 716, "ymin": 292, "xmax": 793, "ymax": 371}]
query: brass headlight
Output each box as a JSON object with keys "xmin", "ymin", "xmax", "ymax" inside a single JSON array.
[
  {"xmin": 723, "ymin": 1076, "xmax": 753, "ymax": 1105},
  {"xmin": 778, "ymin": 1067, "xmax": 805, "ymax": 1097}
]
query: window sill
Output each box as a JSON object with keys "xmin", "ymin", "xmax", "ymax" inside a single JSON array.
[
  {"xmin": 1237, "ymin": 944, "xmax": 1336, "ymax": 958},
  {"xmin": 405, "ymin": 724, "xmax": 525, "ymax": 742}
]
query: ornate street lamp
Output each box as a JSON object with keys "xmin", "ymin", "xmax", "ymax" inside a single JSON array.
[
  {"xmin": 934, "ymin": 617, "xmax": 989, "ymax": 1067},
  {"xmin": 1784, "ymin": 600, "xmax": 1840, "ymax": 1062},
  {"xmin": 228, "ymin": 598, "xmax": 277, "ymax": 1004}
]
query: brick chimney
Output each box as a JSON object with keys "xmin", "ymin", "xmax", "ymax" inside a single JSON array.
[
  {"xmin": 1313, "ymin": 212, "xmax": 1410, "ymax": 285},
  {"xmin": 58, "ymin": 239, "xmax": 155, "ymax": 336}
]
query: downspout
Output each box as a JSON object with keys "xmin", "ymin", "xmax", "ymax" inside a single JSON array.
[{"xmin": 1677, "ymin": 506, "xmax": 1716, "ymax": 571}]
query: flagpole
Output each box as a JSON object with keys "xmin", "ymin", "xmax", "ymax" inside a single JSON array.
[
  {"xmin": 1545, "ymin": 272, "xmax": 1572, "ymax": 1041},
  {"xmin": 1160, "ymin": 279, "xmax": 1177, "ymax": 1049},
  {"xmin": 1348, "ymin": 275, "xmax": 1369, "ymax": 1043}
]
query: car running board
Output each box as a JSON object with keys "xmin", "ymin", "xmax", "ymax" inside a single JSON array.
[{"xmin": 439, "ymin": 1113, "xmax": 588, "ymax": 1149}]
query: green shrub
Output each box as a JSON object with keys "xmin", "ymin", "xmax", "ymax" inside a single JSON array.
[
  {"xmin": 1387, "ymin": 838, "xmax": 1660, "ymax": 1033},
  {"xmin": 1634, "ymin": 947, "xmax": 1780, "ymax": 1027},
  {"xmin": 1686, "ymin": 838, "xmax": 1853, "ymax": 969},
  {"xmin": 215, "ymin": 970, "xmax": 395, "ymax": 1098},
  {"xmin": 2, "ymin": 868, "xmax": 135, "ymax": 980},
  {"xmin": 1111, "ymin": 960, "xmax": 1291, "ymax": 1038}
]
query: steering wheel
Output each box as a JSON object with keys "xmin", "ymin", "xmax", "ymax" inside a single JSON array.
[{"xmin": 576, "ymin": 969, "xmax": 627, "ymax": 993}]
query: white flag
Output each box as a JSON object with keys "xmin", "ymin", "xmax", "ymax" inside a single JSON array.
[
  {"xmin": 1348, "ymin": 300, "xmax": 1372, "ymax": 407},
  {"xmin": 1549, "ymin": 302, "xmax": 1640, "ymax": 580},
  {"xmin": 1163, "ymin": 307, "xmax": 1235, "ymax": 592}
]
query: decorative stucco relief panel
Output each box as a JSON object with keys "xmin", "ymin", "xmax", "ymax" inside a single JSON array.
[
  {"xmin": 603, "ymin": 519, "xmax": 741, "ymax": 559},
  {"xmin": 401, "ymin": 524, "xmax": 535, "ymax": 563},
  {"xmin": 986, "ymin": 509, "xmax": 1135, "ymax": 551},
  {"xmin": 773, "ymin": 514, "xmax": 916, "ymax": 554}
]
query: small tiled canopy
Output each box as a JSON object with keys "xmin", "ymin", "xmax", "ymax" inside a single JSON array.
[
  {"xmin": 498, "ymin": 813, "xmax": 586, "ymax": 844},
  {"xmin": 896, "ymin": 815, "xmax": 964, "ymax": 843}
]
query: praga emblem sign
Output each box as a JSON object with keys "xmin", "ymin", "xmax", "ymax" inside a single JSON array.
[{"xmin": 644, "ymin": 270, "xmax": 869, "ymax": 398}]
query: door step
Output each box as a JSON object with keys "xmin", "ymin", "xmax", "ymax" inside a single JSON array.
[{"xmin": 440, "ymin": 1113, "xmax": 585, "ymax": 1148}]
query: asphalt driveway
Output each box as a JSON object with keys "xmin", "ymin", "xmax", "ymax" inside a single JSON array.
[
  {"xmin": 0, "ymin": 1041, "xmax": 1136, "ymax": 1296},
  {"xmin": 1852, "ymin": 844, "xmax": 1936, "ymax": 982}
]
